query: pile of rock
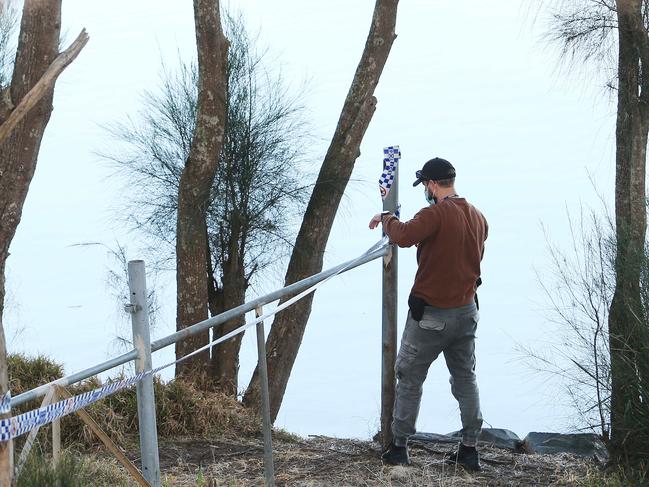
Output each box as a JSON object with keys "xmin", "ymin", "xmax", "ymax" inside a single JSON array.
[{"xmin": 410, "ymin": 428, "xmax": 608, "ymax": 463}]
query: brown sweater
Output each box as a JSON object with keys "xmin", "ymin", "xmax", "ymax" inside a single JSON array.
[{"xmin": 383, "ymin": 197, "xmax": 488, "ymax": 308}]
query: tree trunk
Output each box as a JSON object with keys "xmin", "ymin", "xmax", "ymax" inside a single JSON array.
[
  {"xmin": 175, "ymin": 0, "xmax": 228, "ymax": 382},
  {"xmin": 210, "ymin": 252, "xmax": 246, "ymax": 395},
  {"xmin": 243, "ymin": 0, "xmax": 399, "ymax": 420},
  {"xmin": 609, "ymin": 0, "xmax": 649, "ymax": 464},
  {"xmin": 207, "ymin": 212, "xmax": 248, "ymax": 395},
  {"xmin": 0, "ymin": 1, "xmax": 86, "ymax": 483}
]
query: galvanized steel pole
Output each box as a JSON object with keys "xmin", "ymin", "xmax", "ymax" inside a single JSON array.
[
  {"xmin": 127, "ymin": 260, "xmax": 161, "ymax": 487},
  {"xmin": 381, "ymin": 155, "xmax": 398, "ymax": 448},
  {"xmin": 255, "ymin": 306, "xmax": 275, "ymax": 487}
]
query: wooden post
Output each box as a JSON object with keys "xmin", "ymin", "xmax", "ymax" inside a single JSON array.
[
  {"xmin": 381, "ymin": 147, "xmax": 399, "ymax": 448},
  {"xmin": 15, "ymin": 387, "xmax": 56, "ymax": 477},
  {"xmin": 255, "ymin": 306, "xmax": 276, "ymax": 487},
  {"xmin": 51, "ymin": 388, "xmax": 61, "ymax": 467},
  {"xmin": 55, "ymin": 386, "xmax": 150, "ymax": 487}
]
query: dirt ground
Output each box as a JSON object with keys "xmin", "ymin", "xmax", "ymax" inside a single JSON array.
[{"xmin": 150, "ymin": 435, "xmax": 598, "ymax": 486}]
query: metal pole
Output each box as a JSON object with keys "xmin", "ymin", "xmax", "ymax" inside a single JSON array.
[
  {"xmin": 381, "ymin": 152, "xmax": 399, "ymax": 448},
  {"xmin": 127, "ymin": 260, "xmax": 161, "ymax": 487},
  {"xmin": 255, "ymin": 306, "xmax": 275, "ymax": 487}
]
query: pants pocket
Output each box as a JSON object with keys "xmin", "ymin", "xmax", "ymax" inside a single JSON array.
[
  {"xmin": 418, "ymin": 316, "xmax": 446, "ymax": 331},
  {"xmin": 395, "ymin": 340, "xmax": 418, "ymax": 377}
]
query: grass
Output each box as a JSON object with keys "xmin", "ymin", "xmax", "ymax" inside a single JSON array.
[
  {"xmin": 8, "ymin": 353, "xmax": 267, "ymax": 451},
  {"xmin": 17, "ymin": 450, "xmax": 133, "ymax": 487},
  {"xmin": 567, "ymin": 465, "xmax": 649, "ymax": 487},
  {"xmin": 6, "ymin": 353, "xmax": 627, "ymax": 486}
]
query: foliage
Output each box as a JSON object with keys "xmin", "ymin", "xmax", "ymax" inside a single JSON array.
[
  {"xmin": 8, "ymin": 353, "xmax": 63, "ymax": 394},
  {"xmin": 8, "ymin": 354, "xmax": 266, "ymax": 452},
  {"xmin": 16, "ymin": 450, "xmax": 133, "ymax": 487},
  {"xmin": 546, "ymin": 0, "xmax": 649, "ymax": 88},
  {"xmin": 574, "ymin": 464, "xmax": 649, "ymax": 486},
  {"xmin": 543, "ymin": 0, "xmax": 649, "ymax": 469},
  {"xmin": 531, "ymin": 207, "xmax": 615, "ymax": 438},
  {"xmin": 17, "ymin": 451, "xmax": 84, "ymax": 487},
  {"xmin": 534, "ymin": 205, "xmax": 649, "ymax": 467},
  {"xmin": 104, "ymin": 11, "xmax": 310, "ymax": 291}
]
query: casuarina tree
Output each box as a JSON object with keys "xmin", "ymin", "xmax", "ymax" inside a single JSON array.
[
  {"xmin": 174, "ymin": 0, "xmax": 228, "ymax": 382},
  {"xmin": 608, "ymin": 0, "xmax": 649, "ymax": 465},
  {"xmin": 548, "ymin": 0, "xmax": 649, "ymax": 467},
  {"xmin": 105, "ymin": 12, "xmax": 308, "ymax": 394}
]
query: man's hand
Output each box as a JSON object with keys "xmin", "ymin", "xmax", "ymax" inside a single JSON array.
[{"xmin": 369, "ymin": 213, "xmax": 384, "ymax": 230}]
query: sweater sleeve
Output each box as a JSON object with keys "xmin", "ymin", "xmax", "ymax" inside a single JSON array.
[{"xmin": 383, "ymin": 208, "xmax": 439, "ymax": 247}]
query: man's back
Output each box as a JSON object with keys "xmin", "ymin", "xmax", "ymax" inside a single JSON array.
[{"xmin": 384, "ymin": 198, "xmax": 487, "ymax": 308}]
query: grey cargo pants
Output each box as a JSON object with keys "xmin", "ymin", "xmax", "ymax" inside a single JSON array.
[{"xmin": 392, "ymin": 302, "xmax": 483, "ymax": 447}]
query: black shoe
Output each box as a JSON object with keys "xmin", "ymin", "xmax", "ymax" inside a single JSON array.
[
  {"xmin": 381, "ymin": 442, "xmax": 411, "ymax": 466},
  {"xmin": 445, "ymin": 443, "xmax": 481, "ymax": 471}
]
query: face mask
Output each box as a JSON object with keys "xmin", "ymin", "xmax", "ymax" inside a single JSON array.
[{"xmin": 425, "ymin": 188, "xmax": 436, "ymax": 205}]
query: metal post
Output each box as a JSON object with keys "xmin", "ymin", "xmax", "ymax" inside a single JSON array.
[
  {"xmin": 255, "ymin": 306, "xmax": 275, "ymax": 487},
  {"xmin": 381, "ymin": 152, "xmax": 399, "ymax": 448},
  {"xmin": 127, "ymin": 260, "xmax": 161, "ymax": 487}
]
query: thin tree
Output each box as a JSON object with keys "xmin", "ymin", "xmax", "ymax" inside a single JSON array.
[
  {"xmin": 548, "ymin": 0, "xmax": 649, "ymax": 466},
  {"xmin": 609, "ymin": 0, "xmax": 649, "ymax": 464},
  {"xmin": 105, "ymin": 13, "xmax": 309, "ymax": 394},
  {"xmin": 244, "ymin": 0, "xmax": 400, "ymax": 421},
  {"xmin": 0, "ymin": 0, "xmax": 87, "ymax": 482},
  {"xmin": 175, "ymin": 0, "xmax": 228, "ymax": 382}
]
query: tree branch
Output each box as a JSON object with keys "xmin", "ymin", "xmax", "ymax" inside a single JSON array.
[{"xmin": 0, "ymin": 28, "xmax": 88, "ymax": 145}]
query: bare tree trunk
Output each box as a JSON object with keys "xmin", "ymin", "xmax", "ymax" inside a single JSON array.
[
  {"xmin": 205, "ymin": 213, "xmax": 247, "ymax": 395},
  {"xmin": 0, "ymin": 1, "xmax": 87, "ymax": 483},
  {"xmin": 211, "ymin": 253, "xmax": 246, "ymax": 395},
  {"xmin": 209, "ymin": 211, "xmax": 245, "ymax": 394},
  {"xmin": 244, "ymin": 0, "xmax": 399, "ymax": 420},
  {"xmin": 175, "ymin": 0, "xmax": 228, "ymax": 382},
  {"xmin": 609, "ymin": 0, "xmax": 649, "ymax": 464}
]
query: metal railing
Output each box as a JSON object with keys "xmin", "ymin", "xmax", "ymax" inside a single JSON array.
[
  {"xmin": 12, "ymin": 245, "xmax": 388, "ymax": 408},
  {"xmin": 10, "ymin": 241, "xmax": 391, "ymax": 487}
]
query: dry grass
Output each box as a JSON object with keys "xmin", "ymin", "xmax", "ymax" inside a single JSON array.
[
  {"xmin": 153, "ymin": 435, "xmax": 598, "ymax": 486},
  {"xmin": 8, "ymin": 354, "xmax": 267, "ymax": 451},
  {"xmin": 8, "ymin": 353, "xmax": 613, "ymax": 486},
  {"xmin": 65, "ymin": 376, "xmax": 265, "ymax": 448}
]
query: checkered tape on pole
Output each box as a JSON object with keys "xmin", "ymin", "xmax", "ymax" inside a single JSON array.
[
  {"xmin": 0, "ymin": 236, "xmax": 390, "ymax": 443},
  {"xmin": 379, "ymin": 145, "xmax": 400, "ymax": 200}
]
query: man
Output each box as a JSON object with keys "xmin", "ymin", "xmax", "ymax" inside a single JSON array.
[{"xmin": 369, "ymin": 157, "xmax": 488, "ymax": 471}]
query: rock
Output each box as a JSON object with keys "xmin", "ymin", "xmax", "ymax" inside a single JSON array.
[
  {"xmin": 522, "ymin": 432, "xmax": 609, "ymax": 463},
  {"xmin": 445, "ymin": 428, "xmax": 524, "ymax": 450},
  {"xmin": 409, "ymin": 432, "xmax": 458, "ymax": 444}
]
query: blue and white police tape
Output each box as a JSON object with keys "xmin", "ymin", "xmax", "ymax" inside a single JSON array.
[{"xmin": 0, "ymin": 236, "xmax": 390, "ymax": 443}]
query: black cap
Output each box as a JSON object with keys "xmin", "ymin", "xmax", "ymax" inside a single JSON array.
[{"xmin": 412, "ymin": 157, "xmax": 456, "ymax": 186}]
